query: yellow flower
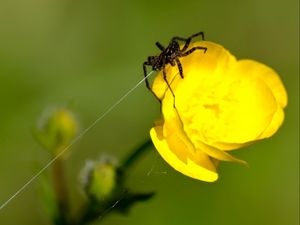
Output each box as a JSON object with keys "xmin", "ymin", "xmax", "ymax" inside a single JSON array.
[{"xmin": 150, "ymin": 41, "xmax": 287, "ymax": 182}]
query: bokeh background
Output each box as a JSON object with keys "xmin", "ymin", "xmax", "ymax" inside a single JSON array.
[{"xmin": 0, "ymin": 0, "xmax": 298, "ymax": 224}]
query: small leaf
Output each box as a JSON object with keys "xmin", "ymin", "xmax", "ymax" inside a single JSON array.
[{"xmin": 114, "ymin": 190, "xmax": 155, "ymax": 214}]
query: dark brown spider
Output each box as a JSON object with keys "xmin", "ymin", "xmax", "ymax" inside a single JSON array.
[{"xmin": 143, "ymin": 32, "xmax": 207, "ymax": 103}]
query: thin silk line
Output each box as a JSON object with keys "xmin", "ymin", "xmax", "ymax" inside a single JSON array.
[{"xmin": 0, "ymin": 70, "xmax": 154, "ymax": 211}]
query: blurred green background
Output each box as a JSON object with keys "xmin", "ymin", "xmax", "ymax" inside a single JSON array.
[{"xmin": 0, "ymin": 0, "xmax": 298, "ymax": 224}]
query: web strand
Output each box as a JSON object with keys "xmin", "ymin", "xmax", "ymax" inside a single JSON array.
[{"xmin": 0, "ymin": 70, "xmax": 154, "ymax": 211}]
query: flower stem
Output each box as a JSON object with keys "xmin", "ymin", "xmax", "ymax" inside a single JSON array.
[
  {"xmin": 52, "ymin": 158, "xmax": 69, "ymax": 225},
  {"xmin": 121, "ymin": 139, "xmax": 153, "ymax": 170}
]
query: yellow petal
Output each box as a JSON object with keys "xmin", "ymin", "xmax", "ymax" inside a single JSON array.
[
  {"xmin": 235, "ymin": 60, "xmax": 287, "ymax": 108},
  {"xmin": 150, "ymin": 126, "xmax": 218, "ymax": 182},
  {"xmin": 206, "ymin": 141, "xmax": 251, "ymax": 151},
  {"xmin": 191, "ymin": 138, "xmax": 248, "ymax": 165},
  {"xmin": 234, "ymin": 60, "xmax": 288, "ymax": 140},
  {"xmin": 151, "ymin": 41, "xmax": 236, "ymax": 101},
  {"xmin": 258, "ymin": 104, "xmax": 285, "ymax": 139},
  {"xmin": 164, "ymin": 104, "xmax": 247, "ymax": 165},
  {"xmin": 169, "ymin": 49, "xmax": 279, "ymax": 145}
]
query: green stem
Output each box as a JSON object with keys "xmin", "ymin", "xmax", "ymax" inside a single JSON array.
[
  {"xmin": 52, "ymin": 158, "xmax": 69, "ymax": 225},
  {"xmin": 121, "ymin": 139, "xmax": 153, "ymax": 170}
]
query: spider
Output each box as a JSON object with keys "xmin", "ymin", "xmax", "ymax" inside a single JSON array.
[{"xmin": 143, "ymin": 32, "xmax": 207, "ymax": 104}]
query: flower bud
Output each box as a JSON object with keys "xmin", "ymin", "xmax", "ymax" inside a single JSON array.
[
  {"xmin": 80, "ymin": 157, "xmax": 117, "ymax": 201},
  {"xmin": 34, "ymin": 107, "xmax": 78, "ymax": 155}
]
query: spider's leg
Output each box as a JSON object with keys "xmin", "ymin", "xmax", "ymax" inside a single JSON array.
[
  {"xmin": 172, "ymin": 36, "xmax": 188, "ymax": 42},
  {"xmin": 173, "ymin": 32, "xmax": 205, "ymax": 52},
  {"xmin": 143, "ymin": 62, "xmax": 151, "ymax": 90},
  {"xmin": 155, "ymin": 42, "xmax": 165, "ymax": 51},
  {"xmin": 182, "ymin": 32, "xmax": 205, "ymax": 51},
  {"xmin": 143, "ymin": 62, "xmax": 161, "ymax": 103},
  {"xmin": 172, "ymin": 36, "xmax": 190, "ymax": 52},
  {"xmin": 180, "ymin": 46, "xmax": 207, "ymax": 57},
  {"xmin": 188, "ymin": 31, "xmax": 205, "ymax": 41},
  {"xmin": 175, "ymin": 58, "xmax": 184, "ymax": 79},
  {"xmin": 172, "ymin": 32, "xmax": 205, "ymax": 42},
  {"xmin": 163, "ymin": 66, "xmax": 176, "ymax": 107}
]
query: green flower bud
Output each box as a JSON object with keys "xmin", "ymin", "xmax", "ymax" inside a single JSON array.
[
  {"xmin": 80, "ymin": 157, "xmax": 117, "ymax": 201},
  {"xmin": 34, "ymin": 107, "xmax": 78, "ymax": 155}
]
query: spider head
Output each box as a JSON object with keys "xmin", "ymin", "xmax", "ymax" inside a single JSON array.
[
  {"xmin": 147, "ymin": 56, "xmax": 162, "ymax": 71},
  {"xmin": 168, "ymin": 40, "xmax": 180, "ymax": 52}
]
